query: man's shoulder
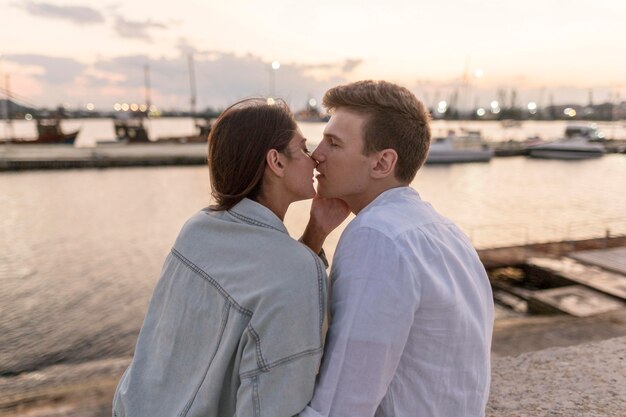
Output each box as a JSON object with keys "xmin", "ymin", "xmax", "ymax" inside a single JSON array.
[{"xmin": 348, "ymin": 194, "xmax": 449, "ymax": 240}]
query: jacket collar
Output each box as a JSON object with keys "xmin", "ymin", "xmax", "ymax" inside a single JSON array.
[{"xmin": 228, "ymin": 198, "xmax": 289, "ymax": 234}]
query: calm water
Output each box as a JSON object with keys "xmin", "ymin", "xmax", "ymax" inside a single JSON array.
[{"xmin": 1, "ymin": 120, "xmax": 625, "ymax": 374}]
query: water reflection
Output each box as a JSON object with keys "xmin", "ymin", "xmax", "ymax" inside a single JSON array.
[{"xmin": 0, "ymin": 153, "xmax": 625, "ymax": 373}]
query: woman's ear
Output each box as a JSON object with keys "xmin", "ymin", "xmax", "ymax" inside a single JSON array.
[
  {"xmin": 265, "ymin": 149, "xmax": 286, "ymax": 177},
  {"xmin": 371, "ymin": 148, "xmax": 398, "ymax": 179}
]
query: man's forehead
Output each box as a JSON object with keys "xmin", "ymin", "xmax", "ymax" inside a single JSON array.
[{"xmin": 324, "ymin": 108, "xmax": 366, "ymax": 138}]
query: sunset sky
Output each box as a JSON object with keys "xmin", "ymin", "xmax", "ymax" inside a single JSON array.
[{"xmin": 1, "ymin": 0, "xmax": 625, "ymax": 111}]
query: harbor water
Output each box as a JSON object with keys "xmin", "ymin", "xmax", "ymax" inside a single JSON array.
[{"xmin": 1, "ymin": 119, "xmax": 625, "ymax": 375}]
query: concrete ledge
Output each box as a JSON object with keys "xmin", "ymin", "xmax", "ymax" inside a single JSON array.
[
  {"xmin": 1, "ymin": 337, "xmax": 625, "ymax": 416},
  {"xmin": 488, "ymin": 336, "xmax": 626, "ymax": 416}
]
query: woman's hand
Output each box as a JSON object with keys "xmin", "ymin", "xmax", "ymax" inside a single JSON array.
[{"xmin": 300, "ymin": 195, "xmax": 350, "ymax": 254}]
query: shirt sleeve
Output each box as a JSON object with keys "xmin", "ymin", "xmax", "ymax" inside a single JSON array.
[{"xmin": 301, "ymin": 226, "xmax": 420, "ymax": 417}]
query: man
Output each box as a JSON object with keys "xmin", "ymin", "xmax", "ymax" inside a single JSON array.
[{"xmin": 302, "ymin": 80, "xmax": 494, "ymax": 417}]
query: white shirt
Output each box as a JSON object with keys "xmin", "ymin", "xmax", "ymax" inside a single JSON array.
[{"xmin": 301, "ymin": 186, "xmax": 494, "ymax": 417}]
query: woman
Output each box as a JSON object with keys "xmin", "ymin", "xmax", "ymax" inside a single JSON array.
[{"xmin": 113, "ymin": 99, "xmax": 346, "ymax": 417}]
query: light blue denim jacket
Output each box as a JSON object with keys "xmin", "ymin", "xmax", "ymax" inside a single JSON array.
[{"xmin": 113, "ymin": 198, "xmax": 328, "ymax": 417}]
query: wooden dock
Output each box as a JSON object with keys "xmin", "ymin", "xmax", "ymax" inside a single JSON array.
[
  {"xmin": 569, "ymin": 247, "xmax": 626, "ymax": 275},
  {"xmin": 486, "ymin": 241, "xmax": 626, "ymax": 318},
  {"xmin": 0, "ymin": 143, "xmax": 208, "ymax": 171},
  {"xmin": 527, "ymin": 256, "xmax": 626, "ymax": 301}
]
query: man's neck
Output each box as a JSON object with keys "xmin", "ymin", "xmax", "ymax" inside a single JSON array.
[{"xmin": 348, "ymin": 182, "xmax": 408, "ymax": 215}]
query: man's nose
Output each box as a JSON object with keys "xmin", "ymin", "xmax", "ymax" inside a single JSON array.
[{"xmin": 311, "ymin": 144, "xmax": 324, "ymax": 162}]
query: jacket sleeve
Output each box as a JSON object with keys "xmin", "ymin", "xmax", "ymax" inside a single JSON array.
[{"xmin": 235, "ymin": 348, "xmax": 324, "ymax": 417}]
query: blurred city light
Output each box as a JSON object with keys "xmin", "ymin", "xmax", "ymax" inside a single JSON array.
[
  {"xmin": 130, "ymin": 103, "xmax": 139, "ymax": 112},
  {"xmin": 308, "ymin": 98, "xmax": 317, "ymax": 107},
  {"xmin": 476, "ymin": 108, "xmax": 486, "ymax": 117},
  {"xmin": 113, "ymin": 103, "xmax": 122, "ymax": 111},
  {"xmin": 121, "ymin": 103, "xmax": 130, "ymax": 111},
  {"xmin": 267, "ymin": 97, "xmax": 276, "ymax": 105},
  {"xmin": 86, "ymin": 103, "xmax": 95, "ymax": 111},
  {"xmin": 271, "ymin": 61, "xmax": 281, "ymax": 70},
  {"xmin": 474, "ymin": 69, "xmax": 484, "ymax": 78},
  {"xmin": 490, "ymin": 100, "xmax": 500, "ymax": 114},
  {"xmin": 437, "ymin": 100, "xmax": 448, "ymax": 114},
  {"xmin": 25, "ymin": 113, "xmax": 33, "ymax": 120}
]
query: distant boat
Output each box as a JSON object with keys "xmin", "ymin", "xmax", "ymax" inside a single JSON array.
[
  {"xmin": 501, "ymin": 119, "xmax": 522, "ymax": 128},
  {"xmin": 426, "ymin": 130, "xmax": 493, "ymax": 164},
  {"xmin": 564, "ymin": 124, "xmax": 605, "ymax": 141},
  {"xmin": 294, "ymin": 99, "xmax": 330, "ymax": 123},
  {"xmin": 528, "ymin": 137, "xmax": 605, "ymax": 160},
  {"xmin": 110, "ymin": 114, "xmax": 210, "ymax": 145},
  {"xmin": 113, "ymin": 116, "xmax": 150, "ymax": 143},
  {"xmin": 528, "ymin": 124, "xmax": 606, "ymax": 160},
  {"xmin": 2, "ymin": 118, "xmax": 79, "ymax": 145},
  {"xmin": 107, "ymin": 59, "xmax": 211, "ymax": 145}
]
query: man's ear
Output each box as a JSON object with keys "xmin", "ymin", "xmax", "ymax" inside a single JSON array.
[
  {"xmin": 265, "ymin": 149, "xmax": 286, "ymax": 177},
  {"xmin": 371, "ymin": 149, "xmax": 398, "ymax": 179}
]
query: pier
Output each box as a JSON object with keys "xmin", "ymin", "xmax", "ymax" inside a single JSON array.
[
  {"xmin": 1, "ymin": 140, "xmax": 624, "ymax": 171},
  {"xmin": 480, "ymin": 236, "xmax": 626, "ymax": 318},
  {"xmin": 0, "ymin": 143, "xmax": 208, "ymax": 171}
]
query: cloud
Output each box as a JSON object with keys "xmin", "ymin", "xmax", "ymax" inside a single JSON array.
[
  {"xmin": 341, "ymin": 59, "xmax": 363, "ymax": 73},
  {"xmin": 6, "ymin": 51, "xmax": 605, "ymax": 110},
  {"xmin": 113, "ymin": 16, "xmax": 168, "ymax": 41},
  {"xmin": 90, "ymin": 52, "xmax": 361, "ymax": 109},
  {"xmin": 294, "ymin": 59, "xmax": 363, "ymax": 74},
  {"xmin": 6, "ymin": 54, "xmax": 86, "ymax": 85},
  {"xmin": 16, "ymin": 1, "xmax": 104, "ymax": 25}
]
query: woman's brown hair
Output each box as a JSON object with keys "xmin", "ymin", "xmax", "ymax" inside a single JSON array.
[{"xmin": 208, "ymin": 98, "xmax": 297, "ymax": 211}]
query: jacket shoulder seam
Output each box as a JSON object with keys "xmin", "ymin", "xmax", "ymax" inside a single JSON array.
[
  {"xmin": 170, "ymin": 248, "xmax": 253, "ymax": 317},
  {"xmin": 227, "ymin": 209, "xmax": 284, "ymax": 233}
]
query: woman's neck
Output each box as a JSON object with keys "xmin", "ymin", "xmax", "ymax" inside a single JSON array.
[{"xmin": 255, "ymin": 190, "xmax": 288, "ymax": 221}]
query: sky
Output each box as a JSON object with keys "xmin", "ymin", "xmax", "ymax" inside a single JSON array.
[{"xmin": 1, "ymin": 0, "xmax": 625, "ymax": 112}]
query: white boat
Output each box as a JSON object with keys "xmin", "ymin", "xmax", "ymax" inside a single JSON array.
[
  {"xmin": 426, "ymin": 131, "xmax": 493, "ymax": 164},
  {"xmin": 528, "ymin": 137, "xmax": 605, "ymax": 160}
]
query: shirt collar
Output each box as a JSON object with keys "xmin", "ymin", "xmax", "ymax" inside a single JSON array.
[
  {"xmin": 359, "ymin": 186, "xmax": 421, "ymax": 216},
  {"xmin": 228, "ymin": 198, "xmax": 289, "ymax": 234}
]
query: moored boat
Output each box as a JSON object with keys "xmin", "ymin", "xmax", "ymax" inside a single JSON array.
[
  {"xmin": 565, "ymin": 124, "xmax": 605, "ymax": 141},
  {"xmin": 109, "ymin": 115, "xmax": 210, "ymax": 145},
  {"xmin": 528, "ymin": 138, "xmax": 605, "ymax": 160},
  {"xmin": 2, "ymin": 118, "xmax": 79, "ymax": 145},
  {"xmin": 426, "ymin": 131, "xmax": 493, "ymax": 164}
]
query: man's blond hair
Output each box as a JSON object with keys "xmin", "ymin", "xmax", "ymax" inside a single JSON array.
[{"xmin": 323, "ymin": 80, "xmax": 431, "ymax": 183}]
